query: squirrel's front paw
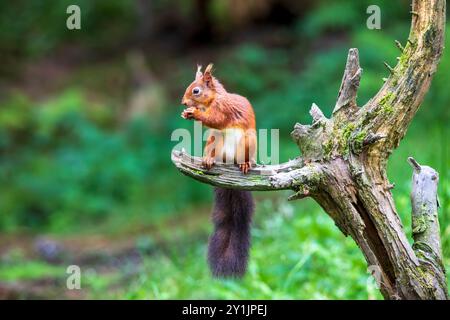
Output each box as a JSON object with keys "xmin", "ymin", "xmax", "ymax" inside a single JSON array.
[
  {"xmin": 202, "ymin": 156, "xmax": 215, "ymax": 170},
  {"xmin": 239, "ymin": 162, "xmax": 252, "ymax": 174},
  {"xmin": 181, "ymin": 107, "xmax": 197, "ymax": 120}
]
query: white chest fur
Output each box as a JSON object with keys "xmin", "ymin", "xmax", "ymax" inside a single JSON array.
[{"xmin": 221, "ymin": 128, "xmax": 243, "ymax": 162}]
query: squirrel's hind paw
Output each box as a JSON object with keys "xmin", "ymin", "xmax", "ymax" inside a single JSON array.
[
  {"xmin": 239, "ymin": 162, "xmax": 251, "ymax": 174},
  {"xmin": 202, "ymin": 156, "xmax": 215, "ymax": 170}
]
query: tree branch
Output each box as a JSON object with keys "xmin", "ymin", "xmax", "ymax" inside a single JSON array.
[
  {"xmin": 358, "ymin": 0, "xmax": 446, "ymax": 156},
  {"xmin": 171, "ymin": 150, "xmax": 322, "ymax": 192}
]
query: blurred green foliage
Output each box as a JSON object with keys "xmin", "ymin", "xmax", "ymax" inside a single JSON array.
[
  {"xmin": 0, "ymin": 89, "xmax": 213, "ymax": 232},
  {"xmin": 0, "ymin": 0, "xmax": 136, "ymax": 59},
  {"xmin": 0, "ymin": 0, "xmax": 448, "ymax": 299}
]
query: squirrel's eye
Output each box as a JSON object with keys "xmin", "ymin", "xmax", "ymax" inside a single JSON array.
[{"xmin": 192, "ymin": 87, "xmax": 202, "ymax": 95}]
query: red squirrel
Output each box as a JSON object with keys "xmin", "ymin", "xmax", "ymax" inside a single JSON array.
[{"xmin": 181, "ymin": 63, "xmax": 257, "ymax": 277}]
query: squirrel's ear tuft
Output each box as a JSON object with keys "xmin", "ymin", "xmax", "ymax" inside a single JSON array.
[
  {"xmin": 204, "ymin": 63, "xmax": 214, "ymax": 74},
  {"xmin": 203, "ymin": 63, "xmax": 214, "ymax": 87},
  {"xmin": 195, "ymin": 65, "xmax": 202, "ymax": 80}
]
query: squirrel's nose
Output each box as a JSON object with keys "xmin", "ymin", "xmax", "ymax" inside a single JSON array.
[{"xmin": 181, "ymin": 98, "xmax": 188, "ymax": 106}]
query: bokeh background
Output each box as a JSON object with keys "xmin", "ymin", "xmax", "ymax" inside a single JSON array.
[{"xmin": 0, "ymin": 0, "xmax": 448, "ymax": 299}]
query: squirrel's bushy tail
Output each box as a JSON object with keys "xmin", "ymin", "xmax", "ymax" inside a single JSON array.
[{"xmin": 208, "ymin": 188, "xmax": 254, "ymax": 278}]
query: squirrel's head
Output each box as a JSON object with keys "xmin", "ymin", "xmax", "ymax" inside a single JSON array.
[{"xmin": 181, "ymin": 63, "xmax": 218, "ymax": 109}]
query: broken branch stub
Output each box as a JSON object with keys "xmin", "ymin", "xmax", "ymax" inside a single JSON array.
[
  {"xmin": 408, "ymin": 157, "xmax": 447, "ymax": 299},
  {"xmin": 334, "ymin": 48, "xmax": 362, "ymax": 118}
]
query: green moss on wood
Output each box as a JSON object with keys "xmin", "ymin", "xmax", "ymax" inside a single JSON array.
[
  {"xmin": 322, "ymin": 139, "xmax": 333, "ymax": 158},
  {"xmin": 339, "ymin": 123, "xmax": 356, "ymax": 155},
  {"xmin": 378, "ymin": 92, "xmax": 395, "ymax": 114},
  {"xmin": 192, "ymin": 169, "xmax": 205, "ymax": 175},
  {"xmin": 351, "ymin": 130, "xmax": 368, "ymax": 153},
  {"xmin": 412, "ymin": 215, "xmax": 428, "ymax": 234}
]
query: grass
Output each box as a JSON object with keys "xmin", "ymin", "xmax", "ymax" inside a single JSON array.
[
  {"xmin": 97, "ymin": 198, "xmax": 384, "ymax": 300},
  {"xmin": 0, "ymin": 260, "xmax": 63, "ymax": 282}
]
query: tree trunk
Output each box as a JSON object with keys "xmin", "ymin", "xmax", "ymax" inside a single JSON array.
[{"xmin": 172, "ymin": 0, "xmax": 447, "ymax": 299}]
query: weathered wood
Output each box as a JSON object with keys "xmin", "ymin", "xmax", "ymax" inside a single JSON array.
[
  {"xmin": 310, "ymin": 103, "xmax": 328, "ymax": 125},
  {"xmin": 408, "ymin": 157, "xmax": 447, "ymax": 299},
  {"xmin": 171, "ymin": 150, "xmax": 322, "ymax": 191},
  {"xmin": 334, "ymin": 48, "xmax": 362, "ymax": 117},
  {"xmin": 171, "ymin": 0, "xmax": 447, "ymax": 299}
]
